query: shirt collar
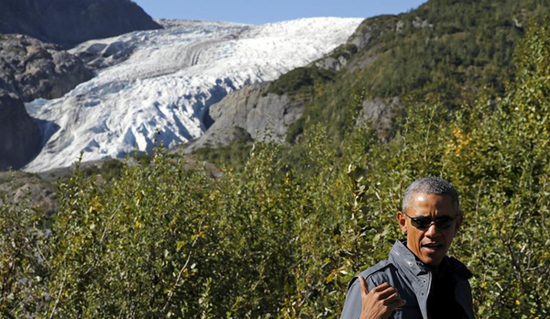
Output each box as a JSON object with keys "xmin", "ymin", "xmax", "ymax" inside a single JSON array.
[
  {"xmin": 389, "ymin": 240, "xmax": 431, "ymax": 279},
  {"xmin": 388, "ymin": 240, "xmax": 472, "ymax": 281}
]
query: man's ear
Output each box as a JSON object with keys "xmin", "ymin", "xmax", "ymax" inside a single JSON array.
[
  {"xmin": 454, "ymin": 214, "xmax": 464, "ymax": 233},
  {"xmin": 397, "ymin": 211, "xmax": 407, "ymax": 234}
]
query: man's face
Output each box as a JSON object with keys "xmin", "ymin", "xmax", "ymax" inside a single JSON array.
[{"xmin": 397, "ymin": 192, "xmax": 462, "ymax": 268}]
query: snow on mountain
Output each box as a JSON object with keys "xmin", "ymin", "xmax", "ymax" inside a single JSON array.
[{"xmin": 24, "ymin": 18, "xmax": 363, "ymax": 172}]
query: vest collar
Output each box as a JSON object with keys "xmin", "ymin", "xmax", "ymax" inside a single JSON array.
[{"xmin": 388, "ymin": 240, "xmax": 472, "ymax": 281}]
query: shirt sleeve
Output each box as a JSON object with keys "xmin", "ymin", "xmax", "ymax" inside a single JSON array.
[
  {"xmin": 340, "ymin": 278, "xmax": 362, "ymax": 319},
  {"xmin": 340, "ymin": 274, "xmax": 388, "ymax": 319}
]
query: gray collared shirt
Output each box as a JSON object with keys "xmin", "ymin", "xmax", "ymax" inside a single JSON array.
[{"xmin": 340, "ymin": 240, "xmax": 475, "ymax": 319}]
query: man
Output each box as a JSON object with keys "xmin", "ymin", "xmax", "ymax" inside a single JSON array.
[{"xmin": 340, "ymin": 177, "xmax": 475, "ymax": 319}]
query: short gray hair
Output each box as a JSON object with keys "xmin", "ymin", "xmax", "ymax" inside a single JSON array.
[{"xmin": 402, "ymin": 177, "xmax": 460, "ymax": 214}]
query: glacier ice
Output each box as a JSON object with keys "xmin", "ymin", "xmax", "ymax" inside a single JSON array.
[{"xmin": 24, "ymin": 18, "xmax": 363, "ymax": 172}]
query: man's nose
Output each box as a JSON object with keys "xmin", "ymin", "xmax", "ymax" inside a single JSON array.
[{"xmin": 424, "ymin": 222, "xmax": 438, "ymax": 237}]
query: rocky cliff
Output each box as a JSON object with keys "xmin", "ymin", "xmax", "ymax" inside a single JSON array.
[
  {"xmin": 0, "ymin": 0, "xmax": 162, "ymax": 48},
  {"xmin": 185, "ymin": 84, "xmax": 304, "ymax": 152},
  {"xmin": 0, "ymin": 90, "xmax": 41, "ymax": 170},
  {"xmin": 0, "ymin": 34, "xmax": 94, "ymax": 170},
  {"xmin": 0, "ymin": 34, "xmax": 93, "ymax": 102},
  {"xmin": 356, "ymin": 97, "xmax": 402, "ymax": 141}
]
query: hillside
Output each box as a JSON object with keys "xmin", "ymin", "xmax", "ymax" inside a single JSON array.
[
  {"xmin": 195, "ymin": 0, "xmax": 550, "ymax": 165},
  {"xmin": 286, "ymin": 0, "xmax": 548, "ymax": 139},
  {"xmin": 0, "ymin": 34, "xmax": 93, "ymax": 102}
]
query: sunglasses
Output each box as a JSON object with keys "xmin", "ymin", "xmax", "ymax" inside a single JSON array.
[{"xmin": 402, "ymin": 212, "xmax": 458, "ymax": 230}]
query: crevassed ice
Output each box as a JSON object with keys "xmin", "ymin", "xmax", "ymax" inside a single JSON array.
[{"xmin": 24, "ymin": 17, "xmax": 363, "ymax": 172}]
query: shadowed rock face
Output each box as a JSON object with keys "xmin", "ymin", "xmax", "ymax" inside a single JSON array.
[
  {"xmin": 0, "ymin": 90, "xmax": 41, "ymax": 170},
  {"xmin": 185, "ymin": 83, "xmax": 305, "ymax": 153},
  {"xmin": 0, "ymin": 34, "xmax": 93, "ymax": 102},
  {"xmin": 356, "ymin": 97, "xmax": 402, "ymax": 141},
  {"xmin": 0, "ymin": 0, "xmax": 162, "ymax": 48}
]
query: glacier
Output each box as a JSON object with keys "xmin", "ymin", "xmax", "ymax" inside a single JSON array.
[{"xmin": 24, "ymin": 18, "xmax": 363, "ymax": 172}]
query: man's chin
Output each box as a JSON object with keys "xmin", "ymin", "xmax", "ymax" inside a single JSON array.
[{"xmin": 419, "ymin": 248, "xmax": 446, "ymax": 267}]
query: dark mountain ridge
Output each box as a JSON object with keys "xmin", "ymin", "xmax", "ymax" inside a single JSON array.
[{"xmin": 0, "ymin": 0, "xmax": 162, "ymax": 48}]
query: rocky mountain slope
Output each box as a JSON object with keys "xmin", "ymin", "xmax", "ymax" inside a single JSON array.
[
  {"xmin": 0, "ymin": 34, "xmax": 94, "ymax": 170},
  {"xmin": 184, "ymin": 83, "xmax": 303, "ymax": 152},
  {"xmin": 0, "ymin": 34, "xmax": 93, "ymax": 102},
  {"xmin": 0, "ymin": 0, "xmax": 162, "ymax": 48}
]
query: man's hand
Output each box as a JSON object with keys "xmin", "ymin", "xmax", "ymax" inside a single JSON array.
[{"xmin": 359, "ymin": 277, "xmax": 406, "ymax": 319}]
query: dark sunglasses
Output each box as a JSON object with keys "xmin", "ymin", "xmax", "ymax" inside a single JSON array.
[{"xmin": 402, "ymin": 212, "xmax": 458, "ymax": 230}]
